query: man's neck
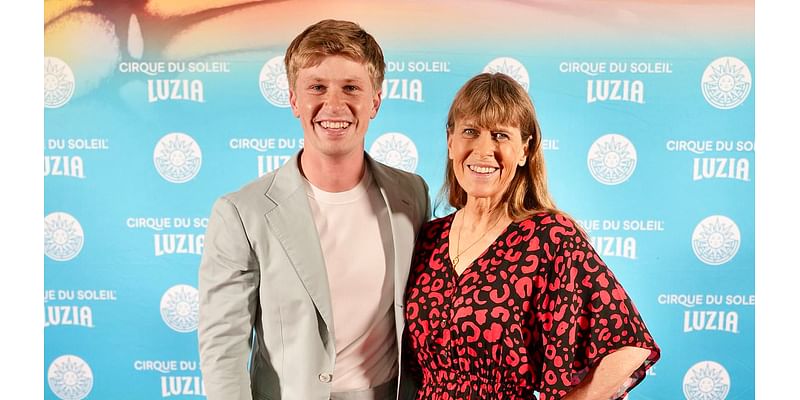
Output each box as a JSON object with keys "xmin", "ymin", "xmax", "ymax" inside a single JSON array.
[{"xmin": 299, "ymin": 149, "xmax": 366, "ymax": 192}]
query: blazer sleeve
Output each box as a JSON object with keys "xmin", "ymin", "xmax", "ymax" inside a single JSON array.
[
  {"xmin": 418, "ymin": 175, "xmax": 431, "ymax": 224},
  {"xmin": 198, "ymin": 197, "xmax": 260, "ymax": 400}
]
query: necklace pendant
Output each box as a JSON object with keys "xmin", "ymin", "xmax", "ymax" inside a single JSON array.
[{"xmin": 452, "ymin": 256, "xmax": 459, "ymax": 267}]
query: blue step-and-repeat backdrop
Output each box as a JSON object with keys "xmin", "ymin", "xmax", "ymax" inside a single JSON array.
[{"xmin": 44, "ymin": 1, "xmax": 754, "ymax": 399}]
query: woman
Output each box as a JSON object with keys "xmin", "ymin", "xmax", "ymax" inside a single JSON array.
[{"xmin": 402, "ymin": 73, "xmax": 660, "ymax": 400}]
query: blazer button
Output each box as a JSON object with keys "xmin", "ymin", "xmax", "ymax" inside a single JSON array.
[{"xmin": 318, "ymin": 373, "xmax": 332, "ymax": 383}]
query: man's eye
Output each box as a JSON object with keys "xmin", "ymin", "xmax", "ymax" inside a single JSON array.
[
  {"xmin": 463, "ymin": 129, "xmax": 478, "ymax": 136},
  {"xmin": 344, "ymin": 85, "xmax": 358, "ymax": 92},
  {"xmin": 310, "ymin": 85, "xmax": 324, "ymax": 91}
]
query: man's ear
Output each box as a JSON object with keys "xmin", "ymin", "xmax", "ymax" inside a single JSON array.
[
  {"xmin": 370, "ymin": 89, "xmax": 382, "ymax": 119},
  {"xmin": 289, "ymin": 88, "xmax": 300, "ymax": 118}
]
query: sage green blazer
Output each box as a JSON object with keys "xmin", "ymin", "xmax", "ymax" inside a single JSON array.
[{"xmin": 198, "ymin": 153, "xmax": 430, "ymax": 400}]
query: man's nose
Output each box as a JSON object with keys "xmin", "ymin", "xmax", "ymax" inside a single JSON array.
[{"xmin": 322, "ymin": 90, "xmax": 346, "ymax": 111}]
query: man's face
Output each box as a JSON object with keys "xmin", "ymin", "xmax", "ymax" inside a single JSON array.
[{"xmin": 289, "ymin": 55, "xmax": 381, "ymax": 160}]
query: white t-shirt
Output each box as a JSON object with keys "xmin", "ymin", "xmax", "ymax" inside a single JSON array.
[{"xmin": 305, "ymin": 167, "xmax": 397, "ymax": 391}]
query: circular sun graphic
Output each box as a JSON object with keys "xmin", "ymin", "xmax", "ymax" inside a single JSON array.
[
  {"xmin": 153, "ymin": 133, "xmax": 202, "ymax": 183},
  {"xmin": 587, "ymin": 134, "xmax": 637, "ymax": 185},
  {"xmin": 44, "ymin": 57, "xmax": 75, "ymax": 108},
  {"xmin": 483, "ymin": 57, "xmax": 530, "ymax": 92},
  {"xmin": 369, "ymin": 132, "xmax": 419, "ymax": 173},
  {"xmin": 701, "ymin": 57, "xmax": 752, "ymax": 110},
  {"xmin": 683, "ymin": 361, "xmax": 730, "ymax": 400},
  {"xmin": 44, "ymin": 212, "xmax": 84, "ymax": 261},
  {"xmin": 48, "ymin": 355, "xmax": 93, "ymax": 400},
  {"xmin": 260, "ymin": 55, "xmax": 291, "ymax": 108},
  {"xmin": 692, "ymin": 215, "xmax": 740, "ymax": 266},
  {"xmin": 160, "ymin": 284, "xmax": 200, "ymax": 333}
]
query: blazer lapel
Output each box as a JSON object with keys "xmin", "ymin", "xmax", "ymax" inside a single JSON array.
[
  {"xmin": 367, "ymin": 156, "xmax": 415, "ymax": 305},
  {"xmin": 262, "ymin": 154, "xmax": 335, "ymax": 340}
]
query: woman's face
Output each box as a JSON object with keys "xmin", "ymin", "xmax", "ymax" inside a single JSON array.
[{"xmin": 448, "ymin": 118, "xmax": 529, "ymax": 205}]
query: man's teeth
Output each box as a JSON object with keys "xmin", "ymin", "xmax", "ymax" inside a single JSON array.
[
  {"xmin": 319, "ymin": 121, "xmax": 351, "ymax": 129},
  {"xmin": 469, "ymin": 165, "xmax": 498, "ymax": 174}
]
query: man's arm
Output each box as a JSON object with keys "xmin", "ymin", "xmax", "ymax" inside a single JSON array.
[
  {"xmin": 419, "ymin": 175, "xmax": 431, "ymax": 222},
  {"xmin": 198, "ymin": 197, "xmax": 259, "ymax": 400}
]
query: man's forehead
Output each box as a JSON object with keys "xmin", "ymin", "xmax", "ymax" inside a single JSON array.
[
  {"xmin": 298, "ymin": 73, "xmax": 368, "ymax": 82},
  {"xmin": 298, "ymin": 55, "xmax": 367, "ymax": 69},
  {"xmin": 296, "ymin": 59, "xmax": 371, "ymax": 80}
]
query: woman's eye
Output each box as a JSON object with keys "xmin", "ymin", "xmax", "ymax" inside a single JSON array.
[{"xmin": 493, "ymin": 132, "xmax": 509, "ymax": 140}]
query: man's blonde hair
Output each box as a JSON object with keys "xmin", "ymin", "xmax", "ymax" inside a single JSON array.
[{"xmin": 284, "ymin": 19, "xmax": 385, "ymax": 92}]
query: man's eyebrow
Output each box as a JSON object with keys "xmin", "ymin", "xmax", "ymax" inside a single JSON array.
[{"xmin": 301, "ymin": 76, "xmax": 366, "ymax": 83}]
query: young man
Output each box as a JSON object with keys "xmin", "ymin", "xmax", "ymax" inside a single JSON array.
[{"xmin": 198, "ymin": 20, "xmax": 430, "ymax": 400}]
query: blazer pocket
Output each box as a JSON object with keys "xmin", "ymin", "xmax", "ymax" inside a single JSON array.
[
  {"xmin": 252, "ymin": 386, "xmax": 273, "ymax": 400},
  {"xmin": 253, "ymin": 392, "xmax": 271, "ymax": 400}
]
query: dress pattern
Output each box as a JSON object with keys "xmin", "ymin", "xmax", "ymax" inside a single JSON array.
[{"xmin": 403, "ymin": 212, "xmax": 660, "ymax": 400}]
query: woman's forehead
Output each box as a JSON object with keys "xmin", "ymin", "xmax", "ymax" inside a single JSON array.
[{"xmin": 455, "ymin": 117, "xmax": 519, "ymax": 130}]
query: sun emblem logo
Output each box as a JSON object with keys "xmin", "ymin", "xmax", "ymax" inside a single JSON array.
[
  {"xmin": 160, "ymin": 284, "xmax": 199, "ymax": 333},
  {"xmin": 683, "ymin": 361, "xmax": 730, "ymax": 400},
  {"xmin": 48, "ymin": 355, "xmax": 93, "ymax": 400},
  {"xmin": 259, "ymin": 55, "xmax": 290, "ymax": 108},
  {"xmin": 692, "ymin": 215, "xmax": 740, "ymax": 265},
  {"xmin": 153, "ymin": 133, "xmax": 202, "ymax": 183},
  {"xmin": 44, "ymin": 57, "xmax": 75, "ymax": 109},
  {"xmin": 44, "ymin": 212, "xmax": 84, "ymax": 262},
  {"xmin": 369, "ymin": 132, "xmax": 419, "ymax": 173},
  {"xmin": 701, "ymin": 57, "xmax": 752, "ymax": 110},
  {"xmin": 483, "ymin": 57, "xmax": 530, "ymax": 92},
  {"xmin": 587, "ymin": 134, "xmax": 637, "ymax": 185}
]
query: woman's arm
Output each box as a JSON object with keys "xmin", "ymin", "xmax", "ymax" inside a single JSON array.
[{"xmin": 562, "ymin": 346, "xmax": 651, "ymax": 400}]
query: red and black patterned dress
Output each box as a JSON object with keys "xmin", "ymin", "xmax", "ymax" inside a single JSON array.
[{"xmin": 403, "ymin": 212, "xmax": 660, "ymax": 400}]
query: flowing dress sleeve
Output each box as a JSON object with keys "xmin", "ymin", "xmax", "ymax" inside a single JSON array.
[{"xmin": 530, "ymin": 215, "xmax": 660, "ymax": 400}]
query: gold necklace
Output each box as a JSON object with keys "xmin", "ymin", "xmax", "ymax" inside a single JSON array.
[{"xmin": 452, "ymin": 212, "xmax": 503, "ymax": 269}]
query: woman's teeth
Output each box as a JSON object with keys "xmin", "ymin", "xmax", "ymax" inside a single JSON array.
[{"xmin": 469, "ymin": 165, "xmax": 498, "ymax": 174}]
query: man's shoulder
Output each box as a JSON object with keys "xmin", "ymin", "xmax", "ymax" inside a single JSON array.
[
  {"xmin": 215, "ymin": 172, "xmax": 280, "ymax": 213},
  {"xmin": 370, "ymin": 159, "xmax": 426, "ymax": 188},
  {"xmin": 222, "ymin": 153, "xmax": 301, "ymax": 204},
  {"xmin": 224, "ymin": 173, "xmax": 273, "ymax": 199}
]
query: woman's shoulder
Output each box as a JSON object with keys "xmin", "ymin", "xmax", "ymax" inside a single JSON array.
[
  {"xmin": 518, "ymin": 210, "xmax": 581, "ymax": 231},
  {"xmin": 422, "ymin": 213, "xmax": 455, "ymax": 229},
  {"xmin": 418, "ymin": 213, "xmax": 455, "ymax": 239},
  {"xmin": 514, "ymin": 210, "xmax": 587, "ymax": 246}
]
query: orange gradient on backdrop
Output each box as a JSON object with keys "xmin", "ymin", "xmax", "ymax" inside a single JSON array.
[
  {"xmin": 45, "ymin": 10, "xmax": 120, "ymax": 96},
  {"xmin": 158, "ymin": 0, "xmax": 754, "ymax": 58},
  {"xmin": 46, "ymin": 0, "xmax": 754, "ymax": 64}
]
